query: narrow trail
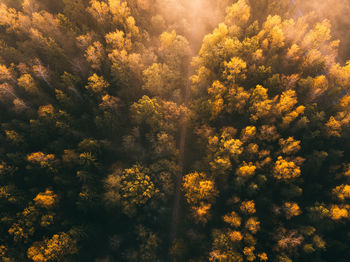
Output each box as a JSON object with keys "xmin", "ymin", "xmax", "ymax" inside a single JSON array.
[
  {"xmin": 169, "ymin": 59, "xmax": 192, "ymax": 244},
  {"xmin": 167, "ymin": 0, "xmax": 226, "ymax": 254},
  {"xmin": 169, "ymin": 0, "xmax": 201, "ymax": 250}
]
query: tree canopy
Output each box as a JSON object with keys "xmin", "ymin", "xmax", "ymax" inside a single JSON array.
[{"xmin": 0, "ymin": 0, "xmax": 349, "ymax": 261}]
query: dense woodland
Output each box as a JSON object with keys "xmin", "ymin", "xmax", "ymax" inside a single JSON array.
[{"xmin": 0, "ymin": 0, "xmax": 349, "ymax": 261}]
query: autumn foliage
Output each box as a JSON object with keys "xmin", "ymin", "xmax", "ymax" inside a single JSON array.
[{"xmin": 0, "ymin": 0, "xmax": 349, "ymax": 261}]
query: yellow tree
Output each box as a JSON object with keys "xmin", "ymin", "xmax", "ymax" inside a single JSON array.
[{"xmin": 188, "ymin": 0, "xmax": 350, "ymax": 260}]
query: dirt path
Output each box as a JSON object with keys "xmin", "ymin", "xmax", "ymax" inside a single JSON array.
[
  {"xmin": 168, "ymin": 3, "xmax": 203, "ymax": 253},
  {"xmin": 169, "ymin": 62, "xmax": 192, "ymax": 244},
  {"xmin": 168, "ymin": 0, "xmax": 223, "ymax": 253}
]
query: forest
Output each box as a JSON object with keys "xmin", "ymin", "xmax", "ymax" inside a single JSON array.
[{"xmin": 0, "ymin": 0, "xmax": 349, "ymax": 261}]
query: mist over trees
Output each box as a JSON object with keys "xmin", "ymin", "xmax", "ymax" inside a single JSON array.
[{"xmin": 0, "ymin": 0, "xmax": 349, "ymax": 261}]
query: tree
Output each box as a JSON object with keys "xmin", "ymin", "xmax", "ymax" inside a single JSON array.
[
  {"xmin": 186, "ymin": 0, "xmax": 350, "ymax": 260},
  {"xmin": 0, "ymin": 0, "xmax": 349, "ymax": 261},
  {"xmin": 104, "ymin": 164, "xmax": 159, "ymax": 216},
  {"xmin": 27, "ymin": 232, "xmax": 78, "ymax": 262}
]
